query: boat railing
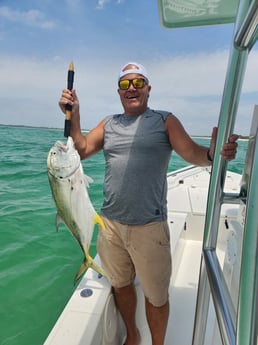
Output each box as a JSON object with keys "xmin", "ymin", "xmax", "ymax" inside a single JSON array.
[
  {"xmin": 192, "ymin": 0, "xmax": 258, "ymax": 344},
  {"xmin": 235, "ymin": 0, "xmax": 258, "ymax": 50},
  {"xmin": 236, "ymin": 106, "xmax": 258, "ymax": 345}
]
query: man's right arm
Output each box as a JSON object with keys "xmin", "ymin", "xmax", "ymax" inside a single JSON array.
[{"xmin": 59, "ymin": 89, "xmax": 105, "ymax": 159}]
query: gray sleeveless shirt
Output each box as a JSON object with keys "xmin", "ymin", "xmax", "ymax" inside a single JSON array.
[{"xmin": 101, "ymin": 108, "xmax": 172, "ymax": 225}]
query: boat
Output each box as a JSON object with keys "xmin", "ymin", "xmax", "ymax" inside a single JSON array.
[{"xmin": 44, "ymin": 1, "xmax": 258, "ymax": 344}]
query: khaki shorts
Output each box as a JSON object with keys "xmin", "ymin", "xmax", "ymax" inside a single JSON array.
[{"xmin": 97, "ymin": 217, "xmax": 172, "ymax": 307}]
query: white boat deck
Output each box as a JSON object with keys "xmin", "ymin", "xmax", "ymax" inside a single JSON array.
[{"xmin": 44, "ymin": 166, "xmax": 242, "ymax": 345}]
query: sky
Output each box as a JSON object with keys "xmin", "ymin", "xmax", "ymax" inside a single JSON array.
[{"xmin": 0, "ymin": 0, "xmax": 257, "ymax": 135}]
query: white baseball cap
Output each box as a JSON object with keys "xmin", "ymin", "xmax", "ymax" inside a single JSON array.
[{"xmin": 118, "ymin": 62, "xmax": 149, "ymax": 81}]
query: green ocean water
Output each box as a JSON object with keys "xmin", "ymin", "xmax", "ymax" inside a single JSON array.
[{"xmin": 0, "ymin": 125, "xmax": 247, "ymax": 345}]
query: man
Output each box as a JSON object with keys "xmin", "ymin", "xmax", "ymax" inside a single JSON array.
[{"xmin": 59, "ymin": 62, "xmax": 238, "ymax": 345}]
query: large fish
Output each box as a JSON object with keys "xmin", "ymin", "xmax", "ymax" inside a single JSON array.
[{"xmin": 47, "ymin": 136, "xmax": 106, "ymax": 283}]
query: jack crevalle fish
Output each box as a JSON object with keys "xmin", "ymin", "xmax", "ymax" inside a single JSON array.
[{"xmin": 47, "ymin": 136, "xmax": 106, "ymax": 283}]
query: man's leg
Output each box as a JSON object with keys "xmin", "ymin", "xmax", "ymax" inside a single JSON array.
[
  {"xmin": 145, "ymin": 298, "xmax": 169, "ymax": 345},
  {"xmin": 129, "ymin": 221, "xmax": 171, "ymax": 344},
  {"xmin": 113, "ymin": 283, "xmax": 141, "ymax": 345}
]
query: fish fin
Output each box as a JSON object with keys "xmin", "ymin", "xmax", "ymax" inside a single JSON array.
[
  {"xmin": 93, "ymin": 212, "xmax": 105, "ymax": 231},
  {"xmin": 73, "ymin": 255, "xmax": 107, "ymax": 285},
  {"xmin": 84, "ymin": 174, "xmax": 93, "ymax": 186},
  {"xmin": 55, "ymin": 213, "xmax": 64, "ymax": 231}
]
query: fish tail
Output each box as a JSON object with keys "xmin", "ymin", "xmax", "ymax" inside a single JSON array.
[
  {"xmin": 74, "ymin": 259, "xmax": 88, "ymax": 285},
  {"xmin": 73, "ymin": 254, "xmax": 107, "ymax": 285},
  {"xmin": 87, "ymin": 254, "xmax": 107, "ymax": 277},
  {"xmin": 93, "ymin": 212, "xmax": 105, "ymax": 231}
]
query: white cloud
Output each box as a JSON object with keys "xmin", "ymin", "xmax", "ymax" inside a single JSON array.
[
  {"xmin": 0, "ymin": 48, "xmax": 257, "ymax": 134},
  {"xmin": 0, "ymin": 6, "xmax": 55, "ymax": 29},
  {"xmin": 96, "ymin": 0, "xmax": 124, "ymax": 10},
  {"xmin": 96, "ymin": 0, "xmax": 110, "ymax": 10}
]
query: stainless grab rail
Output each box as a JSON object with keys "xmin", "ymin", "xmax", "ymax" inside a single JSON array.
[
  {"xmin": 192, "ymin": 0, "xmax": 258, "ymax": 344},
  {"xmin": 236, "ymin": 112, "xmax": 258, "ymax": 345}
]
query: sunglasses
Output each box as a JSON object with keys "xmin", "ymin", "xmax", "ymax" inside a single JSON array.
[{"xmin": 118, "ymin": 78, "xmax": 147, "ymax": 90}]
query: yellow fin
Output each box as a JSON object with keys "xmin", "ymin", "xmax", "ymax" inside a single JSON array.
[
  {"xmin": 93, "ymin": 212, "xmax": 105, "ymax": 231},
  {"xmin": 74, "ymin": 254, "xmax": 107, "ymax": 285}
]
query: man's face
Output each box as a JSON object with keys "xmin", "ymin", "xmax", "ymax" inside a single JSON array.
[{"xmin": 118, "ymin": 73, "xmax": 151, "ymax": 115}]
